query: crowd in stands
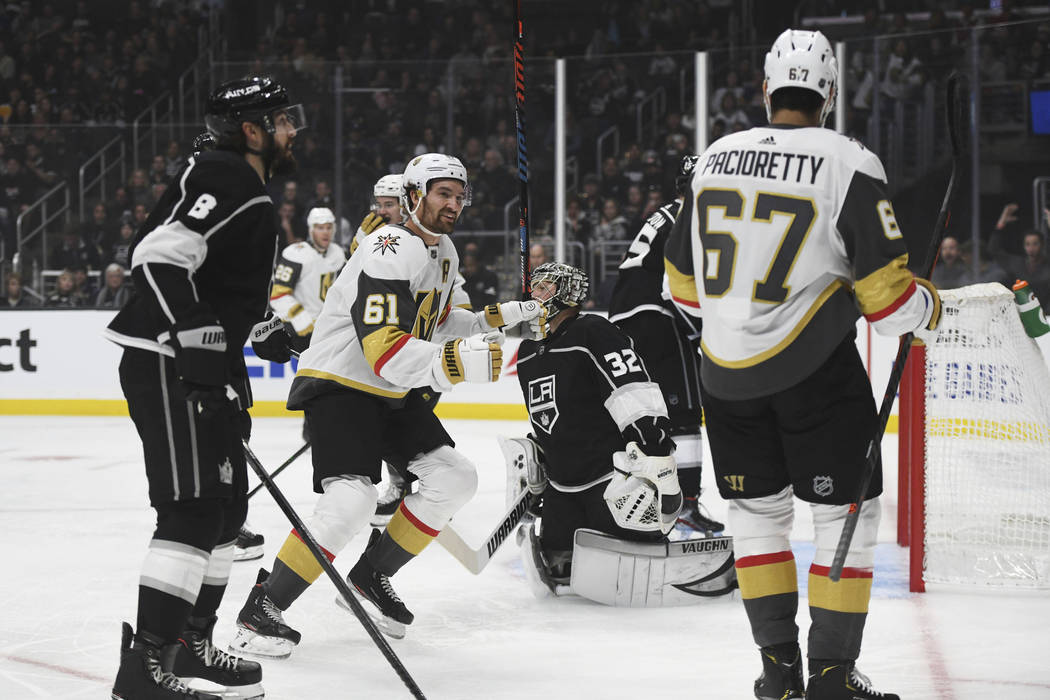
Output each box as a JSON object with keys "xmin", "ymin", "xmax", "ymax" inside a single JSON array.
[{"xmin": 1, "ymin": 0, "xmax": 1049, "ymax": 310}]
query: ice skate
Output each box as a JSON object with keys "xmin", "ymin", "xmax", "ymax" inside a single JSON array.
[
  {"xmin": 754, "ymin": 643, "xmax": 804, "ymax": 700},
  {"xmin": 233, "ymin": 525, "xmax": 264, "ymax": 562},
  {"xmin": 174, "ymin": 617, "xmax": 263, "ymax": 699},
  {"xmin": 806, "ymin": 661, "xmax": 899, "ymax": 700},
  {"xmin": 339, "ymin": 531, "xmax": 413, "ymax": 639},
  {"xmin": 369, "ymin": 470, "xmax": 410, "ymax": 527},
  {"xmin": 112, "ymin": 622, "xmax": 220, "ymax": 700},
  {"xmin": 230, "ymin": 570, "xmax": 301, "ymax": 659},
  {"xmin": 674, "ymin": 495, "xmax": 725, "ymax": 537}
]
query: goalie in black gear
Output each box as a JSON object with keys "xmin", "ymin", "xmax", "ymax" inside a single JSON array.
[
  {"xmin": 608, "ymin": 154, "xmax": 723, "ymax": 537},
  {"xmin": 105, "ymin": 75, "xmax": 305, "ymax": 700},
  {"xmin": 513, "ymin": 262, "xmax": 681, "ymax": 589}
]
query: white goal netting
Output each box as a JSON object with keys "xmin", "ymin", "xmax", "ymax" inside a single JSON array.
[{"xmin": 922, "ymin": 283, "xmax": 1050, "ymax": 588}]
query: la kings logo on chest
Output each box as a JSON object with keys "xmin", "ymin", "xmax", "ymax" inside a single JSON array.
[{"xmin": 527, "ymin": 375, "xmax": 559, "ymax": 434}]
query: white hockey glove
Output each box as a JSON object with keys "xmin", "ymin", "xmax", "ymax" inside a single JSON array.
[
  {"xmin": 911, "ymin": 277, "xmax": 942, "ymax": 346},
  {"xmin": 482, "ymin": 300, "xmax": 549, "ymax": 340},
  {"xmin": 603, "ymin": 442, "xmax": 682, "ymax": 535},
  {"xmin": 433, "ymin": 330, "xmax": 505, "ymax": 388}
]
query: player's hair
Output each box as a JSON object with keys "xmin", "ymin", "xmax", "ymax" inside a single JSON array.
[{"xmin": 769, "ymin": 86, "xmax": 825, "ymax": 117}]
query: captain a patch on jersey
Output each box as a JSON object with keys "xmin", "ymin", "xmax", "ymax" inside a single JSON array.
[{"xmin": 527, "ymin": 375, "xmax": 559, "ymax": 434}]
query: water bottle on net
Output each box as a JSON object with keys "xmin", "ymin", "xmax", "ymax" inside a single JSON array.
[{"xmin": 1011, "ymin": 279, "xmax": 1050, "ymax": 338}]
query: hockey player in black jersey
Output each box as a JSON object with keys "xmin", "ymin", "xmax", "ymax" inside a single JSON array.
[
  {"xmin": 514, "ymin": 262, "xmax": 682, "ymax": 587},
  {"xmin": 105, "ymin": 76, "xmax": 306, "ymax": 700},
  {"xmin": 608, "ymin": 154, "xmax": 723, "ymax": 538}
]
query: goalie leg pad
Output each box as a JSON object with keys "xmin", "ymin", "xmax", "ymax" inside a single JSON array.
[
  {"xmin": 405, "ymin": 445, "xmax": 478, "ymax": 530},
  {"xmin": 570, "ymin": 529, "xmax": 736, "ymax": 606},
  {"xmin": 500, "ymin": 435, "xmax": 547, "ymax": 507}
]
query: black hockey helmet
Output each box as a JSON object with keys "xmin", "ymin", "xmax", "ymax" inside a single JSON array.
[
  {"xmin": 204, "ymin": 76, "xmax": 305, "ymax": 147},
  {"xmin": 530, "ymin": 262, "xmax": 589, "ymax": 321},
  {"xmin": 675, "ymin": 155, "xmax": 699, "ymax": 197}
]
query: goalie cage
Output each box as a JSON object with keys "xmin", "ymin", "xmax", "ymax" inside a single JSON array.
[{"xmin": 898, "ymin": 283, "xmax": 1050, "ymax": 592}]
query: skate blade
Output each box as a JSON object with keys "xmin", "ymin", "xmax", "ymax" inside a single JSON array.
[
  {"xmin": 228, "ymin": 626, "xmax": 295, "ymax": 659},
  {"xmin": 335, "ymin": 591, "xmax": 406, "ymax": 639},
  {"xmin": 233, "ymin": 545, "xmax": 264, "ymax": 562},
  {"xmin": 180, "ymin": 678, "xmax": 265, "ymax": 700}
]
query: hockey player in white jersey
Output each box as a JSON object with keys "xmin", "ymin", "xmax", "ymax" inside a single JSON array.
[
  {"xmin": 349, "ymin": 173, "xmax": 404, "ymax": 255},
  {"xmin": 232, "ymin": 153, "xmax": 548, "ymax": 654},
  {"xmin": 665, "ymin": 29, "xmax": 938, "ymax": 700},
  {"xmin": 269, "ymin": 207, "xmax": 347, "ymax": 347}
]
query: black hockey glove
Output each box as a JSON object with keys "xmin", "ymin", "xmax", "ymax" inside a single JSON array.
[
  {"xmin": 251, "ymin": 314, "xmax": 294, "ymax": 363},
  {"xmin": 238, "ymin": 409, "xmax": 252, "ymax": 442},
  {"xmin": 165, "ymin": 306, "xmax": 229, "ymax": 414}
]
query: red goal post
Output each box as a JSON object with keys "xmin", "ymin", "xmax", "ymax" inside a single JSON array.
[{"xmin": 897, "ymin": 283, "xmax": 1050, "ymax": 593}]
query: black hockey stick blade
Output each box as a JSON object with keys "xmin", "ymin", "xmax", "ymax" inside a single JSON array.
[
  {"xmin": 242, "ymin": 441, "xmax": 427, "ymax": 699},
  {"xmin": 829, "ymin": 73, "xmax": 965, "ymax": 583},
  {"xmin": 436, "ymin": 488, "xmax": 535, "ymax": 574},
  {"xmin": 246, "ymin": 440, "xmax": 310, "ymax": 500}
]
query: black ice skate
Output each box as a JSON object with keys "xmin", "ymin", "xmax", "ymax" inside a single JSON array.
[
  {"xmin": 339, "ymin": 531, "xmax": 414, "ymax": 639},
  {"xmin": 369, "ymin": 473, "xmax": 410, "ymax": 527},
  {"xmin": 230, "ymin": 569, "xmax": 302, "ymax": 659},
  {"xmin": 806, "ymin": 661, "xmax": 899, "ymax": 700},
  {"xmin": 233, "ymin": 525, "xmax": 265, "ymax": 562},
  {"xmin": 753, "ymin": 642, "xmax": 805, "ymax": 700},
  {"xmin": 174, "ymin": 617, "xmax": 263, "ymax": 699},
  {"xmin": 675, "ymin": 495, "xmax": 725, "ymax": 536},
  {"xmin": 112, "ymin": 622, "xmax": 220, "ymax": 700}
]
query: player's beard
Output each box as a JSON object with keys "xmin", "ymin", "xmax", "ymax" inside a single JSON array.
[
  {"xmin": 421, "ymin": 198, "xmax": 457, "ymax": 235},
  {"xmin": 269, "ymin": 136, "xmax": 297, "ymax": 177}
]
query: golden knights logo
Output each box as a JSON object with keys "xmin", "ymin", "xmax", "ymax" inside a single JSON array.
[
  {"xmin": 527, "ymin": 375, "xmax": 558, "ymax": 434},
  {"xmin": 373, "ymin": 233, "xmax": 400, "ymax": 256}
]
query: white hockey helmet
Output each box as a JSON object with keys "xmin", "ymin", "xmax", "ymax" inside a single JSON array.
[
  {"xmin": 763, "ymin": 28, "xmax": 837, "ymax": 125},
  {"xmin": 307, "ymin": 207, "xmax": 335, "ymax": 228},
  {"xmin": 401, "ymin": 153, "xmax": 471, "ymax": 212},
  {"xmin": 373, "ymin": 173, "xmax": 403, "ymax": 200}
]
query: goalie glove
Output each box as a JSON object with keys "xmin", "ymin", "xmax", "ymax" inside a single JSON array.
[
  {"xmin": 482, "ymin": 300, "xmax": 548, "ymax": 340},
  {"xmin": 433, "ymin": 330, "xmax": 505, "ymax": 388},
  {"xmin": 251, "ymin": 313, "xmax": 294, "ymax": 363},
  {"xmin": 603, "ymin": 442, "xmax": 682, "ymax": 535}
]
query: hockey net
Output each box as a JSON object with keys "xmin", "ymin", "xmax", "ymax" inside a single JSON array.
[{"xmin": 898, "ymin": 283, "xmax": 1050, "ymax": 591}]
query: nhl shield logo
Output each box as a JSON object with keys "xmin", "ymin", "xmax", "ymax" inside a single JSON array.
[
  {"xmin": 218, "ymin": 458, "xmax": 233, "ymax": 485},
  {"xmin": 813, "ymin": 475, "xmax": 834, "ymax": 497},
  {"xmin": 527, "ymin": 375, "xmax": 559, "ymax": 434}
]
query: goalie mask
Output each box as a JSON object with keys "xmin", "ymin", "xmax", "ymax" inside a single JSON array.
[
  {"xmin": 530, "ymin": 262, "xmax": 589, "ymax": 322},
  {"xmin": 763, "ymin": 28, "xmax": 837, "ymax": 126}
]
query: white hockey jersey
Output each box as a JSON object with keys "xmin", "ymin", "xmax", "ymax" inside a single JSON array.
[
  {"xmin": 665, "ymin": 124, "xmax": 937, "ymax": 400},
  {"xmin": 288, "ymin": 224, "xmax": 488, "ymax": 407},
  {"xmin": 270, "ymin": 241, "xmax": 347, "ymax": 336}
]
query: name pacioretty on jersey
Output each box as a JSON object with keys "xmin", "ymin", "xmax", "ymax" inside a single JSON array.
[{"xmin": 700, "ymin": 148, "xmax": 825, "ymax": 185}]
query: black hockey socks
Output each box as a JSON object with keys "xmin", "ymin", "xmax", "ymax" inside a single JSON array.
[
  {"xmin": 735, "ymin": 549, "xmax": 801, "ymax": 649},
  {"xmin": 368, "ymin": 503, "xmax": 440, "ymax": 575}
]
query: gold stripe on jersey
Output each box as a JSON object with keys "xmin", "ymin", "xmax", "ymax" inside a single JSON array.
[
  {"xmin": 701, "ymin": 279, "xmax": 846, "ymax": 368},
  {"xmin": 270, "ymin": 284, "xmax": 294, "ymax": 299},
  {"xmin": 294, "ymin": 368, "xmax": 408, "ymax": 399},
  {"xmin": 361, "ymin": 326, "xmax": 411, "ymax": 372},
  {"xmin": 455, "ymin": 302, "xmax": 472, "ymax": 310},
  {"xmin": 286, "ymin": 303, "xmax": 304, "ymax": 318},
  {"xmin": 854, "ymin": 254, "xmax": 914, "ymax": 317},
  {"xmin": 665, "ymin": 258, "xmax": 700, "ymax": 308}
]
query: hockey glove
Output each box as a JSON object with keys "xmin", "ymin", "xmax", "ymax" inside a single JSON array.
[
  {"xmin": 164, "ymin": 306, "xmax": 228, "ymax": 413},
  {"xmin": 359, "ymin": 211, "xmax": 389, "ymax": 235},
  {"xmin": 912, "ymin": 277, "xmax": 942, "ymax": 345},
  {"xmin": 604, "ymin": 442, "xmax": 682, "ymax": 535},
  {"xmin": 434, "ymin": 330, "xmax": 505, "ymax": 388},
  {"xmin": 483, "ymin": 300, "xmax": 549, "ymax": 340},
  {"xmin": 251, "ymin": 314, "xmax": 293, "ymax": 363}
]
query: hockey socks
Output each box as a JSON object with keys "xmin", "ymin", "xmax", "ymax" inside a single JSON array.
[
  {"xmin": 370, "ymin": 502, "xmax": 440, "ymax": 575},
  {"xmin": 137, "ymin": 540, "xmax": 208, "ymax": 644},
  {"xmin": 264, "ymin": 529, "xmax": 336, "ymax": 610},
  {"xmin": 807, "ymin": 563, "xmax": 872, "ymax": 661},
  {"xmin": 735, "ymin": 550, "xmax": 801, "ymax": 648}
]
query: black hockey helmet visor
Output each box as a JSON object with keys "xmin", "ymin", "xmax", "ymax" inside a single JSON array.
[{"xmin": 205, "ymin": 76, "xmax": 306, "ymax": 143}]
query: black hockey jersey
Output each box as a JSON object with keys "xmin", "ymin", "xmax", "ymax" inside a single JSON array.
[
  {"xmin": 608, "ymin": 202, "xmax": 679, "ymax": 322},
  {"xmin": 516, "ymin": 313, "xmax": 673, "ymax": 488},
  {"xmin": 104, "ymin": 149, "xmax": 278, "ymax": 405}
]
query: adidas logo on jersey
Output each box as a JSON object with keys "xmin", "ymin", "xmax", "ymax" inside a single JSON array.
[{"xmin": 758, "ymin": 135, "xmax": 777, "ymax": 145}]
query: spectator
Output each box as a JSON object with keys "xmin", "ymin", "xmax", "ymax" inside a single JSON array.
[
  {"xmin": 3, "ymin": 272, "xmax": 37, "ymax": 308},
  {"xmin": 109, "ymin": 221, "xmax": 135, "ymax": 269},
  {"xmin": 45, "ymin": 269, "xmax": 82, "ymax": 308},
  {"xmin": 578, "ymin": 174, "xmax": 602, "ymax": 228},
  {"xmin": 566, "ymin": 196, "xmax": 592, "ymax": 246},
  {"xmin": 148, "ymin": 154, "xmax": 168, "ymax": 184},
  {"xmin": 880, "ymin": 39, "xmax": 924, "ymax": 102},
  {"xmin": 280, "ymin": 180, "xmax": 305, "ymax": 221},
  {"xmin": 988, "ymin": 203, "xmax": 1050, "ymax": 310},
  {"xmin": 131, "ymin": 203, "xmax": 149, "ymax": 232},
  {"xmin": 473, "ymin": 148, "xmax": 516, "ymax": 227},
  {"xmin": 277, "ymin": 200, "xmax": 307, "ymax": 246},
  {"xmin": 94, "ymin": 263, "xmax": 131, "ymax": 309},
  {"xmin": 593, "ymin": 197, "xmax": 629, "ymax": 242},
  {"xmin": 23, "ymin": 142, "xmax": 58, "ymax": 189},
  {"xmin": 128, "ymin": 168, "xmax": 150, "ymax": 205},
  {"xmin": 930, "ymin": 236, "xmax": 975, "ymax": 290},
  {"xmin": 79, "ymin": 202, "xmax": 115, "ymax": 258},
  {"xmin": 712, "ymin": 92, "xmax": 751, "ymax": 133},
  {"xmin": 599, "ymin": 156, "xmax": 629, "ymax": 202},
  {"xmin": 307, "ymin": 179, "xmax": 335, "ymax": 211},
  {"xmin": 622, "ymin": 184, "xmax": 646, "ymax": 232},
  {"xmin": 460, "ymin": 252, "xmax": 499, "ymax": 309},
  {"xmin": 51, "ymin": 223, "xmax": 99, "ymax": 270},
  {"xmin": 529, "ymin": 243, "xmax": 549, "ymax": 270},
  {"xmin": 1, "ymin": 157, "xmax": 37, "ymax": 214},
  {"xmin": 70, "ymin": 264, "xmax": 95, "ymax": 305},
  {"xmin": 164, "ymin": 139, "xmax": 185, "ymax": 178}
]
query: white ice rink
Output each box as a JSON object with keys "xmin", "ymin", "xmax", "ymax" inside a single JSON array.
[{"xmin": 2, "ymin": 415, "xmax": 1049, "ymax": 699}]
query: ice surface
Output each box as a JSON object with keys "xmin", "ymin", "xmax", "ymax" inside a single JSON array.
[{"xmin": 2, "ymin": 416, "xmax": 1049, "ymax": 699}]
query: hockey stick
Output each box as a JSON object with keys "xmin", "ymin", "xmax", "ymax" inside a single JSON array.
[
  {"xmin": 435, "ymin": 488, "xmax": 535, "ymax": 574},
  {"xmin": 246, "ymin": 440, "xmax": 310, "ymax": 500},
  {"xmin": 829, "ymin": 73, "xmax": 965, "ymax": 582},
  {"xmin": 242, "ymin": 441, "xmax": 428, "ymax": 699},
  {"xmin": 513, "ymin": 0, "xmax": 530, "ymax": 300}
]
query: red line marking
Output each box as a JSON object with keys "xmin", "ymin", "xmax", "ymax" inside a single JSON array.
[{"xmin": 2, "ymin": 653, "xmax": 109, "ymax": 683}]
